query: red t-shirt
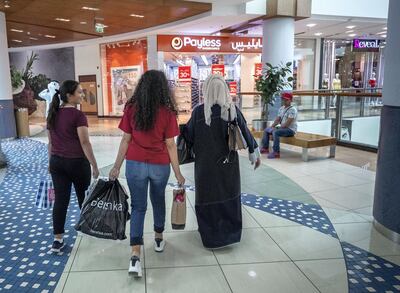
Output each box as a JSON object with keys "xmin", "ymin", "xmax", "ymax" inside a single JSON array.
[
  {"xmin": 49, "ymin": 108, "xmax": 88, "ymax": 158},
  {"xmin": 119, "ymin": 105, "xmax": 180, "ymax": 164}
]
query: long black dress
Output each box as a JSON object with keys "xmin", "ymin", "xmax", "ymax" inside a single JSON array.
[{"xmin": 185, "ymin": 104, "xmax": 258, "ymax": 248}]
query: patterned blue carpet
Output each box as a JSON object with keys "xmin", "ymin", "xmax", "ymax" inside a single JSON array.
[
  {"xmin": 0, "ymin": 139, "xmax": 79, "ymax": 293},
  {"xmin": 1, "ymin": 139, "xmax": 400, "ymax": 293}
]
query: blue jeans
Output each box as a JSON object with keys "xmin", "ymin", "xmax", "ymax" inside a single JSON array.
[
  {"xmin": 125, "ymin": 160, "xmax": 171, "ymax": 246},
  {"xmin": 262, "ymin": 128, "xmax": 295, "ymax": 153}
]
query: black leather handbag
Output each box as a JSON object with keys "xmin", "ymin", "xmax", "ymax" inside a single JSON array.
[{"xmin": 177, "ymin": 125, "xmax": 195, "ymax": 165}]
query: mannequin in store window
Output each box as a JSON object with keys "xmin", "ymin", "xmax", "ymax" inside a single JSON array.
[
  {"xmin": 368, "ymin": 72, "xmax": 378, "ymax": 106},
  {"xmin": 320, "ymin": 73, "xmax": 330, "ymax": 109},
  {"xmin": 331, "ymin": 73, "xmax": 341, "ymax": 107}
]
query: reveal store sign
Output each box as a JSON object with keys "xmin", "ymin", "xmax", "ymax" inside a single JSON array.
[
  {"xmin": 353, "ymin": 39, "xmax": 382, "ymax": 52},
  {"xmin": 158, "ymin": 35, "xmax": 262, "ymax": 53}
]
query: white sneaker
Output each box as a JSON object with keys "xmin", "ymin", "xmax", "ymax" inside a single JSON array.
[
  {"xmin": 154, "ymin": 238, "xmax": 165, "ymax": 253},
  {"xmin": 128, "ymin": 256, "xmax": 142, "ymax": 277}
]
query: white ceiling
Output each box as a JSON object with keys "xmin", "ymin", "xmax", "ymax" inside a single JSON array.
[{"xmin": 244, "ymin": 16, "xmax": 388, "ymax": 40}]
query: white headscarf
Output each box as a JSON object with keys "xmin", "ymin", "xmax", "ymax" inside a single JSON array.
[{"xmin": 203, "ymin": 74, "xmax": 237, "ymax": 126}]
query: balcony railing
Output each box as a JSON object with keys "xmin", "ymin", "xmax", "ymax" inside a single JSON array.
[{"xmin": 238, "ymin": 88, "xmax": 382, "ymax": 150}]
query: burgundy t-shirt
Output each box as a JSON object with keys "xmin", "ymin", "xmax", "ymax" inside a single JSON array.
[
  {"xmin": 49, "ymin": 108, "xmax": 88, "ymax": 158},
  {"xmin": 119, "ymin": 105, "xmax": 179, "ymax": 164}
]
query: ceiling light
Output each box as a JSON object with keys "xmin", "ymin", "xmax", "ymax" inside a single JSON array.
[
  {"xmin": 348, "ymin": 33, "xmax": 357, "ymax": 37},
  {"xmin": 233, "ymin": 55, "xmax": 241, "ymax": 64},
  {"xmin": 82, "ymin": 6, "xmax": 100, "ymax": 11},
  {"xmin": 4, "ymin": 1, "xmax": 10, "ymax": 8},
  {"xmin": 80, "ymin": 21, "xmax": 87, "ymax": 25},
  {"xmin": 12, "ymin": 39, "xmax": 22, "ymax": 43},
  {"xmin": 377, "ymin": 31, "xmax": 386, "ymax": 35},
  {"xmin": 382, "ymin": 34, "xmax": 387, "ymax": 38},
  {"xmin": 10, "ymin": 29, "xmax": 23, "ymax": 33},
  {"xmin": 29, "ymin": 37, "xmax": 38, "ymax": 40},
  {"xmin": 383, "ymin": 27, "xmax": 387, "ymax": 30},
  {"xmin": 130, "ymin": 14, "xmax": 144, "ymax": 18},
  {"xmin": 55, "ymin": 18, "xmax": 70, "ymax": 22},
  {"xmin": 345, "ymin": 30, "xmax": 354, "ymax": 33},
  {"xmin": 201, "ymin": 55, "xmax": 209, "ymax": 66},
  {"xmin": 314, "ymin": 32, "xmax": 323, "ymax": 36},
  {"xmin": 346, "ymin": 25, "xmax": 356, "ymax": 29},
  {"xmin": 45, "ymin": 35, "xmax": 56, "ymax": 39},
  {"xmin": 176, "ymin": 59, "xmax": 185, "ymax": 66},
  {"xmin": 306, "ymin": 23, "xmax": 316, "ymax": 27}
]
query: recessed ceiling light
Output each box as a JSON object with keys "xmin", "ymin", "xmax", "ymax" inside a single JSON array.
[
  {"xmin": 80, "ymin": 21, "xmax": 87, "ymax": 25},
  {"xmin": 10, "ymin": 29, "xmax": 23, "ymax": 33},
  {"xmin": 12, "ymin": 39, "xmax": 22, "ymax": 43},
  {"xmin": 130, "ymin": 14, "xmax": 144, "ymax": 18},
  {"xmin": 382, "ymin": 34, "xmax": 387, "ymax": 38},
  {"xmin": 45, "ymin": 35, "xmax": 56, "ymax": 39},
  {"xmin": 29, "ymin": 37, "xmax": 38, "ymax": 41},
  {"xmin": 82, "ymin": 6, "xmax": 100, "ymax": 11},
  {"xmin": 314, "ymin": 32, "xmax": 323, "ymax": 36},
  {"xmin": 345, "ymin": 30, "xmax": 354, "ymax": 33},
  {"xmin": 377, "ymin": 31, "xmax": 386, "ymax": 35},
  {"xmin": 306, "ymin": 23, "xmax": 316, "ymax": 27},
  {"xmin": 383, "ymin": 27, "xmax": 387, "ymax": 30},
  {"xmin": 348, "ymin": 33, "xmax": 357, "ymax": 37},
  {"xmin": 346, "ymin": 25, "xmax": 356, "ymax": 29},
  {"xmin": 55, "ymin": 18, "xmax": 70, "ymax": 22}
]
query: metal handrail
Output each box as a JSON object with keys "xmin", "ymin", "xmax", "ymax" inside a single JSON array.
[{"xmin": 238, "ymin": 90, "xmax": 382, "ymax": 98}]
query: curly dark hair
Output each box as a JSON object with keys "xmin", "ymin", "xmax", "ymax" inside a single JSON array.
[{"xmin": 126, "ymin": 70, "xmax": 177, "ymax": 131}]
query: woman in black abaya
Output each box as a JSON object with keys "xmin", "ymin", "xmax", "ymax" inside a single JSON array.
[{"xmin": 185, "ymin": 74, "xmax": 261, "ymax": 249}]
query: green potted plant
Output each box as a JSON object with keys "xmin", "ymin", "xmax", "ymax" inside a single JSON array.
[{"xmin": 253, "ymin": 62, "xmax": 293, "ymax": 130}]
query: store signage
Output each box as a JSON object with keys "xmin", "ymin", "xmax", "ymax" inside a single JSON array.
[
  {"xmin": 178, "ymin": 66, "xmax": 191, "ymax": 80},
  {"xmin": 229, "ymin": 81, "xmax": 238, "ymax": 95},
  {"xmin": 353, "ymin": 39, "xmax": 382, "ymax": 52},
  {"xmin": 158, "ymin": 35, "xmax": 263, "ymax": 53},
  {"xmin": 211, "ymin": 64, "xmax": 225, "ymax": 76},
  {"xmin": 254, "ymin": 63, "xmax": 263, "ymax": 77}
]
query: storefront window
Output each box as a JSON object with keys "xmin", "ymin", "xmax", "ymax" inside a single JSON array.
[
  {"xmin": 293, "ymin": 39, "xmax": 316, "ymax": 90},
  {"xmin": 100, "ymin": 39, "xmax": 147, "ymax": 116},
  {"xmin": 321, "ymin": 39, "xmax": 385, "ymax": 90}
]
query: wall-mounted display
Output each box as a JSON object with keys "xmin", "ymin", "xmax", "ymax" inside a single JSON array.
[{"xmin": 78, "ymin": 75, "xmax": 98, "ymax": 114}]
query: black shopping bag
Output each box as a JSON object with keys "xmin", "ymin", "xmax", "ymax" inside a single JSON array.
[{"xmin": 75, "ymin": 179, "xmax": 130, "ymax": 240}]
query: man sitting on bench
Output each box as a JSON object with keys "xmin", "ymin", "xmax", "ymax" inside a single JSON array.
[{"xmin": 261, "ymin": 92, "xmax": 298, "ymax": 159}]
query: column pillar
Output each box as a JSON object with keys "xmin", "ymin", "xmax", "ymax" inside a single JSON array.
[
  {"xmin": 373, "ymin": 0, "xmax": 400, "ymax": 242},
  {"xmin": 261, "ymin": 17, "xmax": 295, "ymax": 120},
  {"xmin": 0, "ymin": 11, "xmax": 17, "ymax": 139}
]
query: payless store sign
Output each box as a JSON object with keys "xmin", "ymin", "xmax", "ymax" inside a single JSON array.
[
  {"xmin": 158, "ymin": 35, "xmax": 262, "ymax": 53},
  {"xmin": 352, "ymin": 39, "xmax": 382, "ymax": 52}
]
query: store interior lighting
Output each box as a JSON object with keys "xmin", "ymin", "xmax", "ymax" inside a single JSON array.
[
  {"xmin": 201, "ymin": 55, "xmax": 209, "ymax": 66},
  {"xmin": 306, "ymin": 23, "xmax": 316, "ymax": 27},
  {"xmin": 10, "ymin": 29, "xmax": 23, "ymax": 33},
  {"xmin": 82, "ymin": 6, "xmax": 100, "ymax": 11},
  {"xmin": 233, "ymin": 55, "xmax": 240, "ymax": 64},
  {"xmin": 346, "ymin": 25, "xmax": 356, "ymax": 29}
]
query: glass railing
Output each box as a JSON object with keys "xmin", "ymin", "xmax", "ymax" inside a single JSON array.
[{"xmin": 238, "ymin": 88, "xmax": 382, "ymax": 149}]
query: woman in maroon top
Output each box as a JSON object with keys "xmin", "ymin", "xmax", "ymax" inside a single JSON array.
[
  {"xmin": 109, "ymin": 70, "xmax": 185, "ymax": 277},
  {"xmin": 47, "ymin": 80, "xmax": 99, "ymax": 253}
]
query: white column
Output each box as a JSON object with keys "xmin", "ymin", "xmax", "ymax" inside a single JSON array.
[
  {"xmin": 147, "ymin": 35, "xmax": 164, "ymax": 71},
  {"xmin": 0, "ymin": 12, "xmax": 17, "ymax": 139},
  {"xmin": 261, "ymin": 17, "xmax": 294, "ymax": 119},
  {"xmin": 382, "ymin": 0, "xmax": 400, "ymax": 107},
  {"xmin": 0, "ymin": 12, "xmax": 12, "ymax": 101},
  {"xmin": 373, "ymin": 0, "xmax": 400, "ymax": 242}
]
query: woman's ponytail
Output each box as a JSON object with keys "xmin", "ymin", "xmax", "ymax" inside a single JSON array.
[
  {"xmin": 46, "ymin": 90, "xmax": 61, "ymax": 130},
  {"xmin": 46, "ymin": 80, "xmax": 79, "ymax": 130}
]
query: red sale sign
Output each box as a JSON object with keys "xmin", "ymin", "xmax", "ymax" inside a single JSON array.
[
  {"xmin": 229, "ymin": 81, "xmax": 238, "ymax": 95},
  {"xmin": 211, "ymin": 64, "xmax": 225, "ymax": 77},
  {"xmin": 178, "ymin": 66, "xmax": 191, "ymax": 80},
  {"xmin": 255, "ymin": 63, "xmax": 263, "ymax": 77}
]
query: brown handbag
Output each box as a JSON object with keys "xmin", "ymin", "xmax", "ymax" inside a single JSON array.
[{"xmin": 228, "ymin": 109, "xmax": 248, "ymax": 151}]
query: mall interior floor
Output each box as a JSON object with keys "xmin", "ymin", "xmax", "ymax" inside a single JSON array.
[{"xmin": 0, "ymin": 134, "xmax": 394, "ymax": 293}]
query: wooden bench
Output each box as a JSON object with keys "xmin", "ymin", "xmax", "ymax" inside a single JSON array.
[{"xmin": 251, "ymin": 131, "xmax": 337, "ymax": 162}]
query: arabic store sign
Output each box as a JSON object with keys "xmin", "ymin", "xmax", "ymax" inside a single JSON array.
[{"xmin": 157, "ymin": 35, "xmax": 263, "ymax": 53}]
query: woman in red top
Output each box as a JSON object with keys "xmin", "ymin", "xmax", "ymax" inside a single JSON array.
[
  {"xmin": 109, "ymin": 70, "xmax": 185, "ymax": 277},
  {"xmin": 47, "ymin": 80, "xmax": 99, "ymax": 253}
]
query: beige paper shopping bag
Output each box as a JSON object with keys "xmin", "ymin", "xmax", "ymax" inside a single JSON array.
[{"xmin": 171, "ymin": 187, "xmax": 186, "ymax": 230}]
